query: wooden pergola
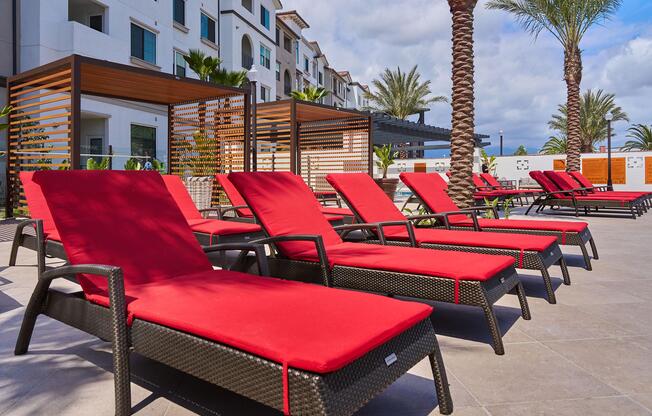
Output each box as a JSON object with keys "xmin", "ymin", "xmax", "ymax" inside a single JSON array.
[
  {"xmin": 6, "ymin": 54, "xmax": 250, "ymax": 216},
  {"xmin": 255, "ymin": 99, "xmax": 372, "ymax": 192}
]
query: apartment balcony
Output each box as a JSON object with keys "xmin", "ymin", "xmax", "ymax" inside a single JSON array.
[{"xmin": 61, "ymin": 20, "xmax": 128, "ymax": 63}]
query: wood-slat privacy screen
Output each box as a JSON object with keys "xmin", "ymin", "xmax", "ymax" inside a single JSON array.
[
  {"xmin": 298, "ymin": 117, "xmax": 371, "ymax": 192},
  {"xmin": 168, "ymin": 93, "xmax": 249, "ymax": 205},
  {"xmin": 7, "ymin": 65, "xmax": 74, "ymax": 215},
  {"xmin": 255, "ymin": 102, "xmax": 293, "ymax": 172}
]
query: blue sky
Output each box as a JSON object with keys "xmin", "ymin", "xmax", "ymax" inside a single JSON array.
[{"xmin": 280, "ymin": 0, "xmax": 652, "ymax": 157}]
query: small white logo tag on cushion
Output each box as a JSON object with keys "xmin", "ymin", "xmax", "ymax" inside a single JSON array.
[{"xmin": 385, "ymin": 353, "xmax": 397, "ymax": 366}]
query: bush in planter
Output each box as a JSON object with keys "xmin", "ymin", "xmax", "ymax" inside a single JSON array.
[{"xmin": 373, "ymin": 144, "xmax": 399, "ymax": 201}]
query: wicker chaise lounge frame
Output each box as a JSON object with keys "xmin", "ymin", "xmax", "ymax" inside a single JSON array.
[
  {"xmin": 14, "ymin": 229, "xmax": 453, "ymax": 416},
  {"xmin": 250, "ymin": 229, "xmax": 530, "ymax": 356},
  {"xmin": 333, "ymin": 191, "xmax": 569, "ymax": 304}
]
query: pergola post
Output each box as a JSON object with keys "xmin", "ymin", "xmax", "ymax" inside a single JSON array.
[
  {"xmin": 69, "ymin": 55, "xmax": 81, "ymax": 170},
  {"xmin": 367, "ymin": 115, "xmax": 374, "ymax": 176},
  {"xmin": 243, "ymin": 90, "xmax": 251, "ymax": 172},
  {"xmin": 290, "ymin": 99, "xmax": 298, "ymax": 173}
]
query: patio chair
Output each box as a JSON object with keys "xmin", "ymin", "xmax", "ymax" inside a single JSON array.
[
  {"xmin": 327, "ymin": 173, "xmax": 569, "ymax": 304},
  {"xmin": 162, "ymin": 175, "xmax": 264, "ymax": 246},
  {"xmin": 443, "ymin": 171, "xmax": 507, "ymax": 201},
  {"xmin": 527, "ymin": 171, "xmax": 644, "ymax": 219},
  {"xmin": 215, "ymin": 174, "xmax": 354, "ymax": 223},
  {"xmin": 567, "ymin": 171, "xmax": 651, "ymax": 205},
  {"xmin": 14, "ymin": 170, "xmax": 453, "ymax": 416},
  {"xmin": 480, "ymin": 173, "xmax": 542, "ymax": 204},
  {"xmin": 229, "ymin": 171, "xmax": 531, "ymax": 355},
  {"xmin": 399, "ymin": 172, "xmax": 598, "ymax": 271}
]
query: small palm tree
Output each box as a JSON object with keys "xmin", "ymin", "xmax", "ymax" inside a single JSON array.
[
  {"xmin": 184, "ymin": 49, "xmax": 221, "ymax": 81},
  {"xmin": 540, "ymin": 136, "xmax": 568, "ymax": 155},
  {"xmin": 373, "ymin": 145, "xmax": 398, "ymax": 179},
  {"xmin": 210, "ymin": 68, "xmax": 248, "ymax": 87},
  {"xmin": 0, "ymin": 105, "xmax": 11, "ymax": 131},
  {"xmin": 487, "ymin": 0, "xmax": 622, "ymax": 171},
  {"xmin": 513, "ymin": 145, "xmax": 528, "ymax": 156},
  {"xmin": 622, "ymin": 124, "xmax": 652, "ymax": 151},
  {"xmin": 548, "ymin": 89, "xmax": 628, "ymax": 153},
  {"xmin": 365, "ymin": 65, "xmax": 447, "ymax": 120},
  {"xmin": 291, "ymin": 86, "xmax": 329, "ymax": 103}
]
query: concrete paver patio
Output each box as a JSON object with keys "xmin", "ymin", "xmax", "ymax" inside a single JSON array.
[{"xmin": 1, "ymin": 208, "xmax": 651, "ymax": 415}]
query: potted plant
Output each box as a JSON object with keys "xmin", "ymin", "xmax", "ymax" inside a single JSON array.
[{"xmin": 373, "ymin": 144, "xmax": 399, "ymax": 201}]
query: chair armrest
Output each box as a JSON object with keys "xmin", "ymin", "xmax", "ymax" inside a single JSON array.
[
  {"xmin": 199, "ymin": 205, "xmax": 249, "ymax": 220},
  {"xmin": 203, "ymin": 243, "xmax": 270, "ymax": 276},
  {"xmin": 476, "ymin": 185, "xmax": 498, "ymax": 191},
  {"xmin": 251, "ymin": 235, "xmax": 332, "ymax": 287},
  {"xmin": 437, "ymin": 208, "xmax": 483, "ymax": 231},
  {"xmin": 334, "ymin": 223, "xmax": 387, "ymax": 244},
  {"xmin": 406, "ymin": 213, "xmax": 450, "ymax": 229}
]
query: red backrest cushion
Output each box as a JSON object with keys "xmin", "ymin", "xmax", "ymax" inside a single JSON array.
[
  {"xmin": 480, "ymin": 173, "xmax": 501, "ymax": 188},
  {"xmin": 326, "ymin": 173, "xmax": 406, "ymax": 236},
  {"xmin": 19, "ymin": 171, "xmax": 58, "ymax": 235},
  {"xmin": 569, "ymin": 171, "xmax": 593, "ymax": 189},
  {"xmin": 399, "ymin": 173, "xmax": 467, "ymax": 222},
  {"xmin": 215, "ymin": 174, "xmax": 254, "ymax": 217},
  {"xmin": 32, "ymin": 171, "xmax": 212, "ymax": 300},
  {"xmin": 529, "ymin": 171, "xmax": 563, "ymax": 195},
  {"xmin": 472, "ymin": 173, "xmax": 487, "ymax": 188},
  {"xmin": 161, "ymin": 175, "xmax": 202, "ymax": 220},
  {"xmin": 228, "ymin": 172, "xmax": 343, "ymax": 258},
  {"xmin": 544, "ymin": 171, "xmax": 576, "ymax": 191}
]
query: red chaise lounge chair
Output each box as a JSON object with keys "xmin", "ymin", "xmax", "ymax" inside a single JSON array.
[
  {"xmin": 215, "ymin": 174, "xmax": 354, "ymax": 223},
  {"xmin": 567, "ymin": 171, "xmax": 651, "ymax": 204},
  {"xmin": 480, "ymin": 173, "xmax": 542, "ymax": 204},
  {"xmin": 399, "ymin": 172, "xmax": 599, "ymax": 270},
  {"xmin": 229, "ymin": 171, "xmax": 531, "ymax": 355},
  {"xmin": 15, "ymin": 170, "xmax": 453, "ymax": 416},
  {"xmin": 327, "ymin": 173, "xmax": 569, "ymax": 304}
]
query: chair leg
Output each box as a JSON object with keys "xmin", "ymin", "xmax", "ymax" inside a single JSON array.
[
  {"xmin": 15, "ymin": 279, "xmax": 52, "ymax": 355},
  {"xmin": 540, "ymin": 267, "xmax": 557, "ymax": 304},
  {"xmin": 579, "ymin": 242, "xmax": 593, "ymax": 271},
  {"xmin": 479, "ymin": 303, "xmax": 505, "ymax": 355},
  {"xmin": 513, "ymin": 281, "xmax": 531, "ymax": 320},
  {"xmin": 428, "ymin": 346, "xmax": 453, "ymax": 415},
  {"xmin": 589, "ymin": 238, "xmax": 599, "ymax": 260},
  {"xmin": 559, "ymin": 257, "xmax": 571, "ymax": 286},
  {"xmin": 8, "ymin": 228, "xmax": 23, "ymax": 267}
]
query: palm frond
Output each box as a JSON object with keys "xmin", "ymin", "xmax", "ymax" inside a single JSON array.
[{"xmin": 622, "ymin": 124, "xmax": 652, "ymax": 151}]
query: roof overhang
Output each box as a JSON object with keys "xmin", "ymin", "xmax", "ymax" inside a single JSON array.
[{"xmin": 258, "ymin": 99, "xmax": 369, "ymax": 123}]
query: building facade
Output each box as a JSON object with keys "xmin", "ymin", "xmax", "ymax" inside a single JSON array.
[{"xmin": 275, "ymin": 16, "xmax": 298, "ymax": 99}]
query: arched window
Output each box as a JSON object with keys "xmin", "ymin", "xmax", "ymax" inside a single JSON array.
[
  {"xmin": 283, "ymin": 70, "xmax": 292, "ymax": 96},
  {"xmin": 241, "ymin": 36, "xmax": 253, "ymax": 69}
]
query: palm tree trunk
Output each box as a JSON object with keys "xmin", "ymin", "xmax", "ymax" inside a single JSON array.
[
  {"xmin": 564, "ymin": 46, "xmax": 583, "ymax": 171},
  {"xmin": 448, "ymin": 0, "xmax": 478, "ymax": 208}
]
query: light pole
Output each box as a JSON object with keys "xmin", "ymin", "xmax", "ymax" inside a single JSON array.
[
  {"xmin": 247, "ymin": 65, "xmax": 259, "ymax": 171},
  {"xmin": 499, "ymin": 130, "xmax": 504, "ymax": 156},
  {"xmin": 605, "ymin": 112, "xmax": 613, "ymax": 191}
]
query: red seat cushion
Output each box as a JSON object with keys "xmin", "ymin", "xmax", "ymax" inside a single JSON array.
[
  {"xmin": 119, "ymin": 269, "xmax": 432, "ymax": 374},
  {"xmin": 320, "ymin": 207, "xmax": 354, "ymax": 216},
  {"xmin": 187, "ymin": 218, "xmax": 262, "ymax": 236},
  {"xmin": 161, "ymin": 175, "xmax": 204, "ymax": 220},
  {"xmin": 409, "ymin": 228, "xmax": 556, "ymax": 251},
  {"xmin": 215, "ymin": 174, "xmax": 255, "ymax": 218},
  {"xmin": 315, "ymin": 242, "xmax": 514, "ymax": 282},
  {"xmin": 453, "ymin": 218, "xmax": 588, "ymax": 233},
  {"xmin": 400, "ymin": 173, "xmax": 469, "ymax": 222}
]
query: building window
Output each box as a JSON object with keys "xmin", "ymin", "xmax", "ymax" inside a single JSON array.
[
  {"xmin": 332, "ymin": 77, "xmax": 337, "ymax": 93},
  {"xmin": 201, "ymin": 13, "xmax": 216, "ymax": 43},
  {"xmin": 173, "ymin": 0, "xmax": 185, "ymax": 26},
  {"xmin": 284, "ymin": 70, "xmax": 292, "ymax": 96},
  {"xmin": 318, "ymin": 71, "xmax": 323, "ymax": 85},
  {"xmin": 260, "ymin": 44, "xmax": 271, "ymax": 69},
  {"xmin": 275, "ymin": 28, "xmax": 280, "ymax": 44},
  {"xmin": 260, "ymin": 85, "xmax": 270, "ymax": 102},
  {"xmin": 242, "ymin": 0, "xmax": 253, "ymax": 13},
  {"xmin": 312, "ymin": 61, "xmax": 317, "ymax": 78},
  {"xmin": 131, "ymin": 23, "xmax": 156, "ymax": 64},
  {"xmin": 260, "ymin": 6, "xmax": 270, "ymax": 30},
  {"xmin": 295, "ymin": 42, "xmax": 299, "ymax": 65},
  {"xmin": 304, "ymin": 56, "xmax": 309, "ymax": 73},
  {"xmin": 276, "ymin": 61, "xmax": 281, "ymax": 81},
  {"xmin": 283, "ymin": 34, "xmax": 292, "ymax": 52},
  {"xmin": 242, "ymin": 36, "xmax": 253, "ymax": 68},
  {"xmin": 89, "ymin": 15, "xmax": 103, "ymax": 32},
  {"xmin": 174, "ymin": 51, "xmax": 186, "ymax": 77},
  {"xmin": 131, "ymin": 124, "xmax": 157, "ymax": 159}
]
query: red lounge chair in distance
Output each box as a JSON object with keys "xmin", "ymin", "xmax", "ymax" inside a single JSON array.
[
  {"xmin": 229, "ymin": 171, "xmax": 531, "ymax": 355},
  {"xmin": 567, "ymin": 171, "xmax": 651, "ymax": 205},
  {"xmin": 15, "ymin": 171, "xmax": 453, "ymax": 416},
  {"xmin": 480, "ymin": 173, "xmax": 542, "ymax": 203},
  {"xmin": 399, "ymin": 172, "xmax": 599, "ymax": 271},
  {"xmin": 327, "ymin": 173, "xmax": 569, "ymax": 304},
  {"xmin": 444, "ymin": 171, "xmax": 505, "ymax": 201},
  {"xmin": 215, "ymin": 174, "xmax": 354, "ymax": 224}
]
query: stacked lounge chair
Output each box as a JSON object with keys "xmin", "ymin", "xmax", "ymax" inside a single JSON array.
[
  {"xmin": 229, "ymin": 171, "xmax": 531, "ymax": 355},
  {"xmin": 326, "ymin": 173, "xmax": 569, "ymax": 304},
  {"xmin": 480, "ymin": 173, "xmax": 543, "ymax": 204},
  {"xmin": 399, "ymin": 172, "xmax": 599, "ymax": 270},
  {"xmin": 567, "ymin": 171, "xmax": 652, "ymax": 204},
  {"xmin": 15, "ymin": 170, "xmax": 454, "ymax": 416}
]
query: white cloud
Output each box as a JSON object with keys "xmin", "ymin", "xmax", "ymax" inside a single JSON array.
[{"xmin": 280, "ymin": 0, "xmax": 652, "ymax": 152}]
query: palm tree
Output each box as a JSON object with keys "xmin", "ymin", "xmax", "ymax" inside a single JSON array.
[
  {"xmin": 540, "ymin": 135, "xmax": 568, "ymax": 155},
  {"xmin": 365, "ymin": 65, "xmax": 447, "ymax": 120},
  {"xmin": 0, "ymin": 105, "xmax": 11, "ymax": 131},
  {"xmin": 290, "ymin": 86, "xmax": 329, "ymax": 102},
  {"xmin": 486, "ymin": 0, "xmax": 622, "ymax": 172},
  {"xmin": 513, "ymin": 145, "xmax": 528, "ymax": 155},
  {"xmin": 622, "ymin": 124, "xmax": 652, "ymax": 151},
  {"xmin": 183, "ymin": 49, "xmax": 221, "ymax": 81},
  {"xmin": 447, "ymin": 0, "xmax": 478, "ymax": 208},
  {"xmin": 548, "ymin": 89, "xmax": 628, "ymax": 153},
  {"xmin": 210, "ymin": 68, "xmax": 248, "ymax": 87}
]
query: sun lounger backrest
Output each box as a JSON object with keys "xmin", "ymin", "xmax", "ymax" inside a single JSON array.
[
  {"xmin": 399, "ymin": 173, "xmax": 468, "ymax": 222},
  {"xmin": 480, "ymin": 173, "xmax": 501, "ymax": 188},
  {"xmin": 326, "ymin": 173, "xmax": 406, "ymax": 236},
  {"xmin": 568, "ymin": 171, "xmax": 594, "ymax": 189},
  {"xmin": 19, "ymin": 171, "xmax": 58, "ymax": 235},
  {"xmin": 215, "ymin": 174, "xmax": 254, "ymax": 217},
  {"xmin": 229, "ymin": 172, "xmax": 343, "ymax": 258},
  {"xmin": 543, "ymin": 171, "xmax": 577, "ymax": 191},
  {"xmin": 32, "ymin": 171, "xmax": 212, "ymax": 300},
  {"xmin": 472, "ymin": 173, "xmax": 487, "ymax": 188},
  {"xmin": 162, "ymin": 175, "xmax": 203, "ymax": 220},
  {"xmin": 529, "ymin": 171, "xmax": 564, "ymax": 197}
]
